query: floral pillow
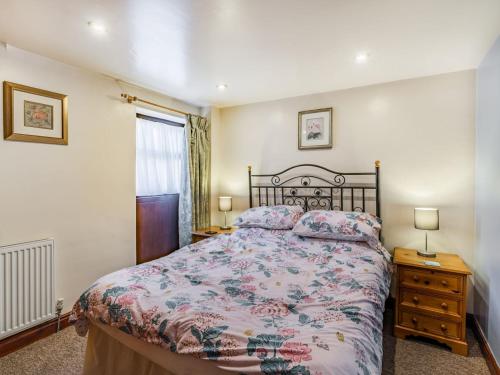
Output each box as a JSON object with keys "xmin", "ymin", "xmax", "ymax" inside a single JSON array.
[
  {"xmin": 292, "ymin": 210, "xmax": 382, "ymax": 248},
  {"xmin": 233, "ymin": 205, "xmax": 304, "ymax": 229}
]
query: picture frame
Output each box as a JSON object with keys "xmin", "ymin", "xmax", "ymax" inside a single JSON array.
[
  {"xmin": 3, "ymin": 81, "xmax": 68, "ymax": 145},
  {"xmin": 298, "ymin": 107, "xmax": 332, "ymax": 150}
]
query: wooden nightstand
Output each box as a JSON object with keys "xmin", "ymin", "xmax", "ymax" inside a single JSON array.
[
  {"xmin": 191, "ymin": 226, "xmax": 237, "ymax": 244},
  {"xmin": 393, "ymin": 247, "xmax": 471, "ymax": 356}
]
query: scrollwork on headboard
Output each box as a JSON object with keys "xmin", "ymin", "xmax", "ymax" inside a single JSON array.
[{"xmin": 248, "ymin": 161, "xmax": 381, "ymax": 217}]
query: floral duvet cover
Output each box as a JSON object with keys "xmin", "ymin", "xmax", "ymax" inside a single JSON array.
[{"xmin": 71, "ymin": 228, "xmax": 392, "ymax": 375}]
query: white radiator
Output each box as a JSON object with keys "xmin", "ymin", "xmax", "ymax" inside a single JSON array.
[{"xmin": 0, "ymin": 239, "xmax": 55, "ymax": 339}]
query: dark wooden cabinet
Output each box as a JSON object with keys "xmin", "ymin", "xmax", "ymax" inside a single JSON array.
[{"xmin": 136, "ymin": 194, "xmax": 179, "ymax": 264}]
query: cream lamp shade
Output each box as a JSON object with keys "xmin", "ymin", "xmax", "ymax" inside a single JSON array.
[
  {"xmin": 414, "ymin": 207, "xmax": 439, "ymax": 257},
  {"xmin": 218, "ymin": 197, "xmax": 232, "ymax": 212},
  {"xmin": 218, "ymin": 197, "xmax": 232, "ymax": 230},
  {"xmin": 414, "ymin": 208, "xmax": 439, "ymax": 230}
]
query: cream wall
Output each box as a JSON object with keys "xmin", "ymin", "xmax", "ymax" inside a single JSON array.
[
  {"xmin": 0, "ymin": 45, "xmax": 200, "ymax": 313},
  {"xmin": 0, "ymin": 44, "xmax": 477, "ymax": 316},
  {"xmin": 211, "ymin": 71, "xmax": 475, "ymax": 271}
]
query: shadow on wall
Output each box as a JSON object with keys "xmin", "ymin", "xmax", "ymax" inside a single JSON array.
[{"xmin": 473, "ymin": 273, "xmax": 490, "ymax": 337}]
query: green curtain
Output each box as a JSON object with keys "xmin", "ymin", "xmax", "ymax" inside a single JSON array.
[{"xmin": 186, "ymin": 114, "xmax": 211, "ymax": 230}]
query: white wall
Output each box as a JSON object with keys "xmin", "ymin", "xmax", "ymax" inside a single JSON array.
[
  {"xmin": 212, "ymin": 71, "xmax": 476, "ymax": 270},
  {"xmin": 475, "ymin": 36, "xmax": 500, "ymax": 363},
  {"xmin": 0, "ymin": 45, "xmax": 199, "ymax": 313},
  {"xmin": 0, "ymin": 44, "xmax": 479, "ymax": 320}
]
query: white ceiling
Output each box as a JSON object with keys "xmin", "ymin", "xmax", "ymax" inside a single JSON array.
[{"xmin": 1, "ymin": 0, "xmax": 499, "ymax": 107}]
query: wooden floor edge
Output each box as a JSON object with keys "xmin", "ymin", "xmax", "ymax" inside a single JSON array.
[
  {"xmin": 0, "ymin": 312, "xmax": 73, "ymax": 358},
  {"xmin": 467, "ymin": 313, "xmax": 500, "ymax": 375}
]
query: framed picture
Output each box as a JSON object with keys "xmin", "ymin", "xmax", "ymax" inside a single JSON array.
[
  {"xmin": 3, "ymin": 81, "xmax": 68, "ymax": 145},
  {"xmin": 298, "ymin": 107, "xmax": 332, "ymax": 150}
]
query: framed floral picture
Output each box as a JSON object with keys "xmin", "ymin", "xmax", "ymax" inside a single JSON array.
[
  {"xmin": 3, "ymin": 81, "xmax": 68, "ymax": 145},
  {"xmin": 298, "ymin": 107, "xmax": 332, "ymax": 150}
]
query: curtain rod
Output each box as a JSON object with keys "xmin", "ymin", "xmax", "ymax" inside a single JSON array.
[{"xmin": 120, "ymin": 93, "xmax": 191, "ymax": 116}]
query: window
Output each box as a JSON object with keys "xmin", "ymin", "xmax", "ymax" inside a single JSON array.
[{"xmin": 135, "ymin": 109, "xmax": 186, "ymax": 196}]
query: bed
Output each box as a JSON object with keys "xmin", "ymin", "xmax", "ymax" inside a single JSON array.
[{"xmin": 71, "ymin": 162, "xmax": 392, "ymax": 375}]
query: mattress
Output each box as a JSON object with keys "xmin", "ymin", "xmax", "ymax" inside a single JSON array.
[
  {"xmin": 84, "ymin": 321, "xmax": 229, "ymax": 375},
  {"xmin": 72, "ymin": 227, "xmax": 392, "ymax": 374}
]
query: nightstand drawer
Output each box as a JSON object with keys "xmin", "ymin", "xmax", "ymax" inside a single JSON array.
[
  {"xmin": 394, "ymin": 248, "xmax": 470, "ymax": 355},
  {"xmin": 399, "ymin": 311, "xmax": 461, "ymax": 339},
  {"xmin": 399, "ymin": 267, "xmax": 463, "ymax": 295},
  {"xmin": 192, "ymin": 234, "xmax": 207, "ymax": 243},
  {"xmin": 399, "ymin": 289, "xmax": 460, "ymax": 319},
  {"xmin": 192, "ymin": 226, "xmax": 237, "ymax": 244}
]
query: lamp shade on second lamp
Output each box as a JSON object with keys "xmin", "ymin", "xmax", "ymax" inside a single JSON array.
[
  {"xmin": 218, "ymin": 197, "xmax": 232, "ymax": 212},
  {"xmin": 414, "ymin": 208, "xmax": 439, "ymax": 230},
  {"xmin": 218, "ymin": 196, "xmax": 232, "ymax": 230}
]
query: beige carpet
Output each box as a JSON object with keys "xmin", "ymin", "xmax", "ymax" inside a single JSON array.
[
  {"xmin": 381, "ymin": 310, "xmax": 490, "ymax": 375},
  {"xmin": 0, "ymin": 310, "xmax": 491, "ymax": 375},
  {"xmin": 0, "ymin": 328, "xmax": 86, "ymax": 375}
]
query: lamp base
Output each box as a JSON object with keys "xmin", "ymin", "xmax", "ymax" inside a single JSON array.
[
  {"xmin": 417, "ymin": 249, "xmax": 437, "ymax": 258},
  {"xmin": 219, "ymin": 226, "xmax": 231, "ymax": 230}
]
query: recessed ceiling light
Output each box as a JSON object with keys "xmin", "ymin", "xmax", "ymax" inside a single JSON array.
[
  {"xmin": 87, "ymin": 21, "xmax": 107, "ymax": 34},
  {"xmin": 216, "ymin": 83, "xmax": 228, "ymax": 90},
  {"xmin": 355, "ymin": 52, "xmax": 369, "ymax": 63}
]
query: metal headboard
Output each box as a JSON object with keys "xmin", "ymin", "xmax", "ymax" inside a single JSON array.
[{"xmin": 248, "ymin": 161, "xmax": 381, "ymax": 217}]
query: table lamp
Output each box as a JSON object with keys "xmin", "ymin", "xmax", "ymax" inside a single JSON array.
[
  {"xmin": 414, "ymin": 207, "xmax": 439, "ymax": 257},
  {"xmin": 218, "ymin": 196, "xmax": 232, "ymax": 230}
]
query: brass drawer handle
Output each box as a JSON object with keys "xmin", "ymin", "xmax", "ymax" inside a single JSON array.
[
  {"xmin": 412, "ymin": 275, "xmax": 419, "ymax": 282},
  {"xmin": 441, "ymin": 302, "xmax": 448, "ymax": 310},
  {"xmin": 441, "ymin": 280, "xmax": 448, "ymax": 287},
  {"xmin": 412, "ymin": 296, "xmax": 419, "ymax": 304},
  {"xmin": 411, "ymin": 317, "xmax": 418, "ymax": 324},
  {"xmin": 440, "ymin": 324, "xmax": 448, "ymax": 331}
]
